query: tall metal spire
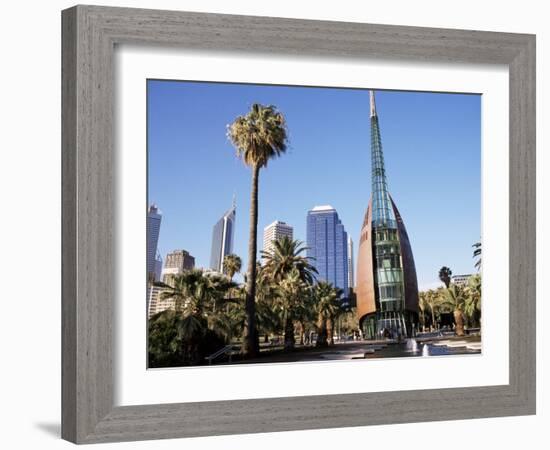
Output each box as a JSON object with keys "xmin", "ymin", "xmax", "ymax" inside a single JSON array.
[
  {"xmin": 368, "ymin": 90, "xmax": 406, "ymax": 333},
  {"xmin": 369, "ymin": 90, "xmax": 377, "ymax": 118},
  {"xmin": 370, "ymin": 90, "xmax": 395, "ymax": 229}
]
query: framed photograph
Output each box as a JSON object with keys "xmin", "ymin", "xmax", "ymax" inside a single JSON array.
[{"xmin": 62, "ymin": 5, "xmax": 535, "ymax": 444}]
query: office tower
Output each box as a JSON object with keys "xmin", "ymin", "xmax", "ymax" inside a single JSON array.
[
  {"xmin": 147, "ymin": 204, "xmax": 162, "ymax": 282},
  {"xmin": 147, "ymin": 284, "xmax": 172, "ymax": 319},
  {"xmin": 451, "ymin": 274, "xmax": 473, "ymax": 287},
  {"xmin": 161, "ymin": 249, "xmax": 195, "ymax": 285},
  {"xmin": 154, "ymin": 252, "xmax": 163, "ymax": 283},
  {"xmin": 209, "ymin": 199, "xmax": 236, "ymax": 273},
  {"xmin": 347, "ymin": 236, "xmax": 354, "ymax": 290},
  {"xmin": 262, "ymin": 221, "xmax": 294, "ymax": 258},
  {"xmin": 356, "ymin": 90, "xmax": 419, "ymax": 339},
  {"xmin": 306, "ymin": 205, "xmax": 349, "ymax": 297}
]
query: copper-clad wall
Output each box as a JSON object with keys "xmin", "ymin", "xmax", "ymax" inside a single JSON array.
[
  {"xmin": 356, "ymin": 199, "xmax": 376, "ymax": 322},
  {"xmin": 391, "ymin": 198, "xmax": 419, "ymax": 314}
]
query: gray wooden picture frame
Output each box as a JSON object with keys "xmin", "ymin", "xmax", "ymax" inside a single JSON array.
[{"xmin": 61, "ymin": 4, "xmax": 536, "ymax": 444}]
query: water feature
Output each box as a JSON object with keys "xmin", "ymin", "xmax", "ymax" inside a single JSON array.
[
  {"xmin": 361, "ymin": 338, "xmax": 482, "ymax": 359},
  {"xmin": 404, "ymin": 338, "xmax": 418, "ymax": 353},
  {"xmin": 422, "ymin": 343, "xmax": 430, "ymax": 357}
]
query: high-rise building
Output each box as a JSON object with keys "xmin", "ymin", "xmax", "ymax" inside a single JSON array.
[
  {"xmin": 209, "ymin": 199, "xmax": 236, "ymax": 273},
  {"xmin": 451, "ymin": 274, "xmax": 473, "ymax": 287},
  {"xmin": 162, "ymin": 249, "xmax": 195, "ymax": 285},
  {"xmin": 263, "ymin": 221, "xmax": 294, "ymax": 258},
  {"xmin": 306, "ymin": 205, "xmax": 349, "ymax": 297},
  {"xmin": 154, "ymin": 252, "xmax": 163, "ymax": 282},
  {"xmin": 147, "ymin": 204, "xmax": 162, "ymax": 282},
  {"xmin": 347, "ymin": 236, "xmax": 354, "ymax": 290},
  {"xmin": 147, "ymin": 284, "xmax": 173, "ymax": 319},
  {"xmin": 356, "ymin": 91, "xmax": 419, "ymax": 339}
]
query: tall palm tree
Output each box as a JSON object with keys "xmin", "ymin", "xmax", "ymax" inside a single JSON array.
[
  {"xmin": 223, "ymin": 254, "xmax": 242, "ymax": 281},
  {"xmin": 228, "ymin": 103, "xmax": 288, "ymax": 357},
  {"xmin": 313, "ymin": 282, "xmax": 341, "ymax": 347},
  {"xmin": 440, "ymin": 283, "xmax": 467, "ymax": 336},
  {"xmin": 438, "ymin": 266, "xmax": 453, "ymax": 288},
  {"xmin": 472, "ymin": 242, "xmax": 482, "ymax": 270}
]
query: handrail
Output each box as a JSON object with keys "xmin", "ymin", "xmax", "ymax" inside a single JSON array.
[{"xmin": 205, "ymin": 344, "xmax": 236, "ymax": 365}]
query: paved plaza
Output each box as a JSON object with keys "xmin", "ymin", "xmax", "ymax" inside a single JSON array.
[{"xmin": 221, "ymin": 336, "xmax": 481, "ymax": 365}]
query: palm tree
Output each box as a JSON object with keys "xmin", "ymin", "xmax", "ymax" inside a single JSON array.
[
  {"xmin": 160, "ymin": 270, "xmax": 207, "ymax": 315},
  {"xmin": 160, "ymin": 270, "xmax": 237, "ymax": 328},
  {"xmin": 294, "ymin": 287, "xmax": 317, "ymax": 345},
  {"xmin": 465, "ymin": 274, "xmax": 482, "ymax": 327},
  {"xmin": 426, "ymin": 289, "xmax": 440, "ymax": 330},
  {"xmin": 261, "ymin": 236, "xmax": 317, "ymax": 350},
  {"xmin": 439, "ymin": 266, "xmax": 453, "ymax": 288},
  {"xmin": 418, "ymin": 292, "xmax": 427, "ymax": 331},
  {"xmin": 419, "ymin": 290, "xmax": 441, "ymax": 331},
  {"xmin": 255, "ymin": 265, "xmax": 282, "ymax": 343},
  {"xmin": 313, "ymin": 282, "xmax": 341, "ymax": 347},
  {"xmin": 473, "ymin": 242, "xmax": 482, "ymax": 270},
  {"xmin": 228, "ymin": 103, "xmax": 288, "ymax": 357},
  {"xmin": 277, "ymin": 268, "xmax": 309, "ymax": 350},
  {"xmin": 440, "ymin": 283, "xmax": 467, "ymax": 336},
  {"xmin": 223, "ymin": 254, "xmax": 242, "ymax": 281},
  {"xmin": 336, "ymin": 307, "xmax": 360, "ymax": 340},
  {"xmin": 329, "ymin": 301, "xmax": 348, "ymax": 345},
  {"xmin": 261, "ymin": 236, "xmax": 317, "ymax": 285},
  {"xmin": 154, "ymin": 270, "xmax": 237, "ymax": 364}
]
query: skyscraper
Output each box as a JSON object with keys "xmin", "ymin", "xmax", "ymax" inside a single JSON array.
[
  {"xmin": 263, "ymin": 221, "xmax": 294, "ymax": 258},
  {"xmin": 209, "ymin": 199, "xmax": 236, "ymax": 273},
  {"xmin": 356, "ymin": 91, "xmax": 419, "ymax": 339},
  {"xmin": 147, "ymin": 204, "xmax": 162, "ymax": 282},
  {"xmin": 162, "ymin": 249, "xmax": 195, "ymax": 285},
  {"xmin": 347, "ymin": 236, "xmax": 354, "ymax": 290},
  {"xmin": 306, "ymin": 205, "xmax": 349, "ymax": 297},
  {"xmin": 154, "ymin": 252, "xmax": 163, "ymax": 282}
]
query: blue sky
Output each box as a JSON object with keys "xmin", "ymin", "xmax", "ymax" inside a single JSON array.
[{"xmin": 148, "ymin": 80, "xmax": 481, "ymax": 289}]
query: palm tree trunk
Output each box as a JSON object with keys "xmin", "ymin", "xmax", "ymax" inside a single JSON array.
[
  {"xmin": 284, "ymin": 315, "xmax": 295, "ymax": 351},
  {"xmin": 316, "ymin": 315, "xmax": 328, "ymax": 347},
  {"xmin": 419, "ymin": 310, "xmax": 425, "ymax": 332},
  {"xmin": 242, "ymin": 164, "xmax": 260, "ymax": 357},
  {"xmin": 454, "ymin": 309, "xmax": 465, "ymax": 336},
  {"xmin": 327, "ymin": 317, "xmax": 334, "ymax": 345},
  {"xmin": 431, "ymin": 307, "xmax": 436, "ymax": 331}
]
